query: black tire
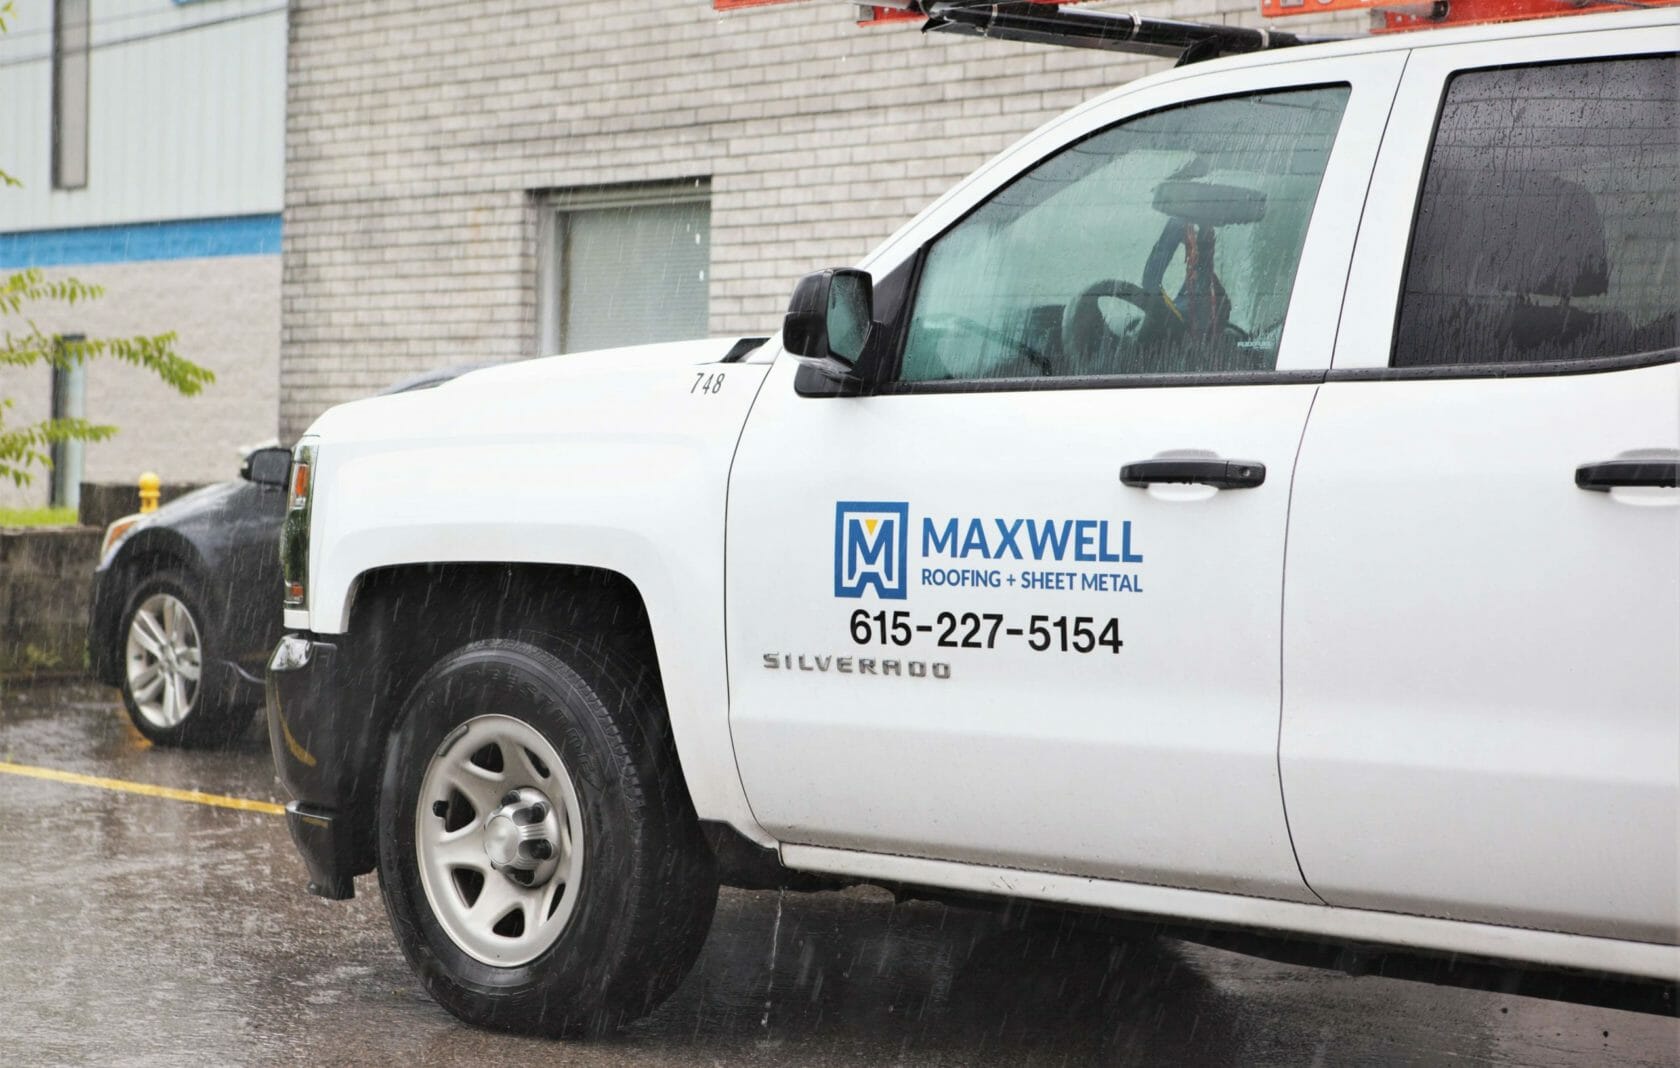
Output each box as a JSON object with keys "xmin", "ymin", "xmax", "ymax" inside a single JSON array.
[
  {"xmin": 376, "ymin": 634, "xmax": 718, "ymax": 1037},
  {"xmin": 116, "ymin": 571, "xmax": 251, "ymax": 748}
]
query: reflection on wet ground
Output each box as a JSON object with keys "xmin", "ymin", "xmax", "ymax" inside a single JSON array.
[{"xmin": 1, "ymin": 681, "xmax": 1675, "ymax": 1066}]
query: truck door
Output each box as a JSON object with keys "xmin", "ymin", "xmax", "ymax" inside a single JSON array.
[
  {"xmin": 726, "ymin": 54, "xmax": 1402, "ymax": 897},
  {"xmin": 1282, "ymin": 38, "xmax": 1679, "ymax": 942}
]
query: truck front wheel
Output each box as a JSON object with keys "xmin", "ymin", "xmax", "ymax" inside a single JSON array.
[{"xmin": 376, "ymin": 635, "xmax": 717, "ymax": 1036}]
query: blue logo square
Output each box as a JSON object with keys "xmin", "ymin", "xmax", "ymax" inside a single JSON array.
[{"xmin": 834, "ymin": 501, "xmax": 909, "ymax": 600}]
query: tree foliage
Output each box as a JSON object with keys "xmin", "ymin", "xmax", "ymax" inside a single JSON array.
[
  {"xmin": 0, "ymin": 0, "xmax": 215, "ymax": 489},
  {"xmin": 0, "ymin": 3, "xmax": 12, "ymax": 193}
]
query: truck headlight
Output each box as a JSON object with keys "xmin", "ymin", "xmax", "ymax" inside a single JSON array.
[{"xmin": 281, "ymin": 442, "xmax": 316, "ymax": 608}]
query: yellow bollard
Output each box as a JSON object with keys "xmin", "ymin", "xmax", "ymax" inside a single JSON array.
[{"xmin": 138, "ymin": 472, "xmax": 160, "ymax": 514}]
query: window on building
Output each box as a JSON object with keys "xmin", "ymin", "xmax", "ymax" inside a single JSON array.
[
  {"xmin": 1393, "ymin": 56, "xmax": 1678, "ymax": 369},
  {"xmin": 536, "ymin": 181, "xmax": 711, "ymax": 355},
  {"xmin": 53, "ymin": 0, "xmax": 90, "ymax": 190}
]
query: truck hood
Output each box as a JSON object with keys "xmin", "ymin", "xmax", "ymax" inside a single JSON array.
[
  {"xmin": 292, "ymin": 335, "xmax": 775, "ymax": 639},
  {"xmin": 455, "ymin": 338, "xmax": 744, "ymax": 386},
  {"xmin": 304, "ymin": 337, "xmax": 754, "ymax": 445}
]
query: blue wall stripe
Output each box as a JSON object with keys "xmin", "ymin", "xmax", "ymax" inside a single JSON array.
[{"xmin": 0, "ymin": 214, "xmax": 282, "ymax": 268}]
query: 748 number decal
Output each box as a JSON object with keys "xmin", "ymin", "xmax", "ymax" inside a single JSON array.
[{"xmin": 851, "ymin": 609, "xmax": 1123, "ymax": 654}]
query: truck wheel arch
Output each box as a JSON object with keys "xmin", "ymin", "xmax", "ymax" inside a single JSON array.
[{"xmin": 321, "ymin": 562, "xmax": 687, "ymax": 873}]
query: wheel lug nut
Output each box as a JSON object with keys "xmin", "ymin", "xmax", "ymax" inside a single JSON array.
[
  {"xmin": 432, "ymin": 800, "xmax": 449, "ymax": 818},
  {"xmin": 501, "ymin": 791, "xmax": 521, "ymax": 806},
  {"xmin": 526, "ymin": 803, "xmax": 548, "ymax": 823},
  {"xmin": 526, "ymin": 840, "xmax": 553, "ymax": 860}
]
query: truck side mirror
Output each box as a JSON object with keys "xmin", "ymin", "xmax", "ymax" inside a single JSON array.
[
  {"xmin": 242, "ymin": 445, "xmax": 292, "ymax": 487},
  {"xmin": 783, "ymin": 268, "xmax": 875, "ymax": 377}
]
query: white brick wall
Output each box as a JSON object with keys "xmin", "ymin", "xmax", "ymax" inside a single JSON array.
[{"xmin": 280, "ymin": 0, "xmax": 1362, "ymax": 439}]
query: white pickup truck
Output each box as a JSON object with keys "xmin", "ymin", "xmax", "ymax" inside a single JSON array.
[{"xmin": 267, "ymin": 8, "xmax": 1679, "ymax": 1036}]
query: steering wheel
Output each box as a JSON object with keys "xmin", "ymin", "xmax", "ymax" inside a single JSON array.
[{"xmin": 1059, "ymin": 278, "xmax": 1186, "ymax": 375}]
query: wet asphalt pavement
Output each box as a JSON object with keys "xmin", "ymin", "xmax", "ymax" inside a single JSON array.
[{"xmin": 1, "ymin": 681, "xmax": 1676, "ymax": 1067}]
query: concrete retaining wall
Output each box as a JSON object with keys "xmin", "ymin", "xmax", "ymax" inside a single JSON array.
[
  {"xmin": 0, "ymin": 528, "xmax": 102, "ymax": 679},
  {"xmin": 0, "ymin": 483, "xmax": 211, "ymax": 679}
]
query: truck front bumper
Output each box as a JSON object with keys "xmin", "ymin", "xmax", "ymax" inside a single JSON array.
[{"xmin": 266, "ymin": 634, "xmax": 377, "ymax": 900}]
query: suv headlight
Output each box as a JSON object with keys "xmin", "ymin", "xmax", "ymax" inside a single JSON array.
[
  {"xmin": 99, "ymin": 513, "xmax": 147, "ymax": 567},
  {"xmin": 281, "ymin": 442, "xmax": 316, "ymax": 608}
]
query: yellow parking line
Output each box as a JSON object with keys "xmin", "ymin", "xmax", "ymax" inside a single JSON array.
[{"xmin": 0, "ymin": 761, "xmax": 285, "ymax": 815}]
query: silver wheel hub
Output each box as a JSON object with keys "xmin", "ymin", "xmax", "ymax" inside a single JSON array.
[
  {"xmin": 123, "ymin": 592, "xmax": 202, "ymax": 730},
  {"xmin": 481, "ymin": 787, "xmax": 564, "ymax": 884},
  {"xmin": 415, "ymin": 714, "xmax": 584, "ymax": 967}
]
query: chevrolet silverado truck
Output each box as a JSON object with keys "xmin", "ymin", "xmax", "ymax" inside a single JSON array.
[{"xmin": 267, "ymin": 8, "xmax": 1679, "ymax": 1036}]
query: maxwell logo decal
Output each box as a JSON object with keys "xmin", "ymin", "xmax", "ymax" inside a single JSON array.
[{"xmin": 834, "ymin": 501, "xmax": 909, "ymax": 599}]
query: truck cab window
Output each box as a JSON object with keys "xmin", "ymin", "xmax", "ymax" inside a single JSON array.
[
  {"xmin": 1394, "ymin": 56, "xmax": 1678, "ymax": 368},
  {"xmin": 900, "ymin": 85, "xmax": 1350, "ymax": 383}
]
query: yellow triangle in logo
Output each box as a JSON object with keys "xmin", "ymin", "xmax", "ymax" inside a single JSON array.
[{"xmin": 866, "ymin": 518, "xmax": 878, "ymax": 535}]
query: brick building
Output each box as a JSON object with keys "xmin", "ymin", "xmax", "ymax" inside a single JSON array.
[
  {"xmin": 280, "ymin": 0, "xmax": 1358, "ymax": 439},
  {"xmin": 0, "ymin": 0, "xmax": 286, "ymax": 509}
]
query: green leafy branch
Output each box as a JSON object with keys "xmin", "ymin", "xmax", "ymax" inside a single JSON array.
[
  {"xmin": 0, "ymin": 3, "xmax": 13, "ymax": 191},
  {"xmin": 2, "ymin": 274, "xmax": 214, "ymax": 396},
  {"xmin": 1, "ymin": 269, "xmax": 106, "ymax": 313},
  {"xmin": 0, "ymin": 401, "xmax": 116, "ymax": 489},
  {"xmin": 1, "ymin": 269, "xmax": 215, "ymax": 487}
]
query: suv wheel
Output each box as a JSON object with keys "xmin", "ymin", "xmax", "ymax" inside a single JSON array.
[
  {"xmin": 377, "ymin": 635, "xmax": 717, "ymax": 1036},
  {"xmin": 119, "ymin": 573, "xmax": 248, "ymax": 748}
]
